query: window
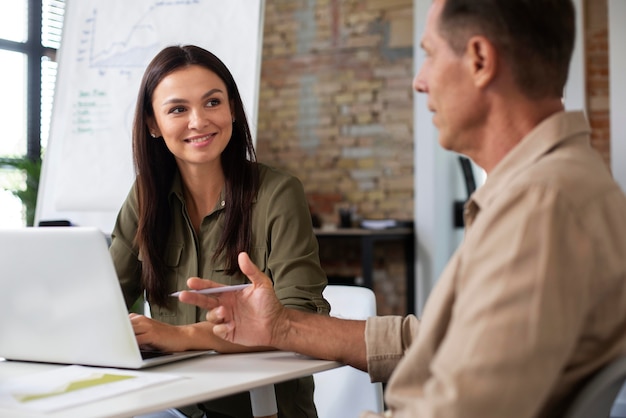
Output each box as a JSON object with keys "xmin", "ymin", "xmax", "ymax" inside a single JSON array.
[{"xmin": 0, "ymin": 0, "xmax": 65, "ymax": 227}]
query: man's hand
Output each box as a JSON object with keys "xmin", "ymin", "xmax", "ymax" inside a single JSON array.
[
  {"xmin": 179, "ymin": 252, "xmax": 286, "ymax": 348},
  {"xmin": 181, "ymin": 252, "xmax": 369, "ymax": 370}
]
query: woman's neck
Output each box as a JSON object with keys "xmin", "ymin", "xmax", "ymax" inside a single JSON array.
[{"xmin": 179, "ymin": 163, "xmax": 225, "ymax": 233}]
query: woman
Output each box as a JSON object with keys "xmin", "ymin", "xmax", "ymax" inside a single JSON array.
[{"xmin": 109, "ymin": 45, "xmax": 330, "ymax": 418}]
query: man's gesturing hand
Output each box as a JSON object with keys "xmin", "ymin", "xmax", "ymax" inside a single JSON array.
[{"xmin": 178, "ymin": 252, "xmax": 286, "ymax": 348}]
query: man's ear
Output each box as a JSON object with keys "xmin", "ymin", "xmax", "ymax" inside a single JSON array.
[{"xmin": 466, "ymin": 35, "xmax": 497, "ymax": 89}]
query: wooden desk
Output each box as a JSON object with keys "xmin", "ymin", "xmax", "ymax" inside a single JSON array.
[
  {"xmin": 314, "ymin": 227, "xmax": 416, "ymax": 314},
  {"xmin": 0, "ymin": 352, "xmax": 342, "ymax": 418}
]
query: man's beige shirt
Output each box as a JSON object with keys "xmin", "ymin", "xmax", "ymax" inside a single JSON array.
[{"xmin": 363, "ymin": 111, "xmax": 626, "ymax": 418}]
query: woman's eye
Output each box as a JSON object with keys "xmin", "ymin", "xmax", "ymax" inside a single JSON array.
[
  {"xmin": 168, "ymin": 106, "xmax": 186, "ymax": 114},
  {"xmin": 206, "ymin": 99, "xmax": 220, "ymax": 107}
]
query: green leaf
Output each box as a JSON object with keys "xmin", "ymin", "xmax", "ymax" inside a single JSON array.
[{"xmin": 0, "ymin": 156, "xmax": 42, "ymax": 226}]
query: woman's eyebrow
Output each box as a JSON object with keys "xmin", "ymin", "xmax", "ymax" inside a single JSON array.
[{"xmin": 160, "ymin": 88, "xmax": 225, "ymax": 106}]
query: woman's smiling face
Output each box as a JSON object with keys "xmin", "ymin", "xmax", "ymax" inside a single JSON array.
[{"xmin": 149, "ymin": 64, "xmax": 234, "ymax": 170}]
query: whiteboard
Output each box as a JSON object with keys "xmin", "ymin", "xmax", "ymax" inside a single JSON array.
[{"xmin": 35, "ymin": 0, "xmax": 265, "ymax": 233}]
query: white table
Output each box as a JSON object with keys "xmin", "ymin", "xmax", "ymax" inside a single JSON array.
[{"xmin": 0, "ymin": 351, "xmax": 342, "ymax": 418}]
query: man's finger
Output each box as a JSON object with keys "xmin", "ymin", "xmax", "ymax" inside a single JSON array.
[
  {"xmin": 179, "ymin": 291, "xmax": 219, "ymax": 310},
  {"xmin": 206, "ymin": 306, "xmax": 224, "ymax": 323},
  {"xmin": 213, "ymin": 323, "xmax": 234, "ymax": 341},
  {"xmin": 186, "ymin": 276, "xmax": 222, "ymax": 290},
  {"xmin": 238, "ymin": 252, "xmax": 270, "ymax": 285}
]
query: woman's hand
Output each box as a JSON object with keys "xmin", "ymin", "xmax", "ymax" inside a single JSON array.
[
  {"xmin": 129, "ymin": 313, "xmax": 188, "ymax": 352},
  {"xmin": 129, "ymin": 308, "xmax": 264, "ymax": 354}
]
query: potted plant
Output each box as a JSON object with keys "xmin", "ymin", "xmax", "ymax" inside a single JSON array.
[{"xmin": 0, "ymin": 156, "xmax": 42, "ymax": 226}]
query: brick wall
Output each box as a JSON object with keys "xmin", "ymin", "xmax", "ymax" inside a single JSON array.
[
  {"xmin": 257, "ymin": 0, "xmax": 414, "ymax": 315},
  {"xmin": 257, "ymin": 0, "xmax": 414, "ymax": 227},
  {"xmin": 585, "ymin": 0, "xmax": 611, "ymax": 165}
]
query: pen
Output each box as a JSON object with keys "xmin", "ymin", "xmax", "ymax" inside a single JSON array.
[{"xmin": 169, "ymin": 283, "xmax": 251, "ymax": 297}]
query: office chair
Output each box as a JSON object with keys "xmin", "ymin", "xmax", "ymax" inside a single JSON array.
[
  {"xmin": 313, "ymin": 285, "xmax": 385, "ymax": 418},
  {"xmin": 454, "ymin": 156, "xmax": 477, "ymax": 228},
  {"xmin": 564, "ymin": 355, "xmax": 626, "ymax": 418}
]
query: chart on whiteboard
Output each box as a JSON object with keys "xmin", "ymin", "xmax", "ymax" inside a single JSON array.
[{"xmin": 37, "ymin": 0, "xmax": 263, "ymax": 232}]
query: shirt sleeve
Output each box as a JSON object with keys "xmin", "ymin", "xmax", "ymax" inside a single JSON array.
[
  {"xmin": 261, "ymin": 170, "xmax": 330, "ymax": 314},
  {"xmin": 390, "ymin": 184, "xmax": 593, "ymax": 418},
  {"xmin": 109, "ymin": 184, "xmax": 143, "ymax": 310},
  {"xmin": 366, "ymin": 315, "xmax": 420, "ymax": 383}
]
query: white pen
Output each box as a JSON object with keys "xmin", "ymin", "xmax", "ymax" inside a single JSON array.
[{"xmin": 170, "ymin": 283, "xmax": 251, "ymax": 297}]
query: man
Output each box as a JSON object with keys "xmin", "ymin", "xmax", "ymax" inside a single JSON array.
[{"xmin": 180, "ymin": 0, "xmax": 626, "ymax": 416}]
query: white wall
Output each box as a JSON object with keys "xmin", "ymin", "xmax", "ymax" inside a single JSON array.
[
  {"xmin": 564, "ymin": 0, "xmax": 586, "ymax": 112},
  {"xmin": 413, "ymin": 1, "xmax": 467, "ymax": 314},
  {"xmin": 412, "ymin": 0, "xmax": 586, "ymax": 313},
  {"xmin": 609, "ymin": 0, "xmax": 626, "ymax": 193}
]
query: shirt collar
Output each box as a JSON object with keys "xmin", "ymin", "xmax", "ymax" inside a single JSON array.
[
  {"xmin": 465, "ymin": 110, "xmax": 591, "ymax": 227},
  {"xmin": 168, "ymin": 170, "xmax": 227, "ymax": 212},
  {"xmin": 169, "ymin": 170, "xmax": 185, "ymax": 203}
]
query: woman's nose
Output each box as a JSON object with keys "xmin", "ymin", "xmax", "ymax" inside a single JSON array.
[{"xmin": 188, "ymin": 108, "xmax": 209, "ymax": 130}]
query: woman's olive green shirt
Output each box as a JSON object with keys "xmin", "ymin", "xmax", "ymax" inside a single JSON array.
[{"xmin": 110, "ymin": 163, "xmax": 330, "ymax": 418}]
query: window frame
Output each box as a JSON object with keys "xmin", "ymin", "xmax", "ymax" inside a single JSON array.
[
  {"xmin": 0, "ymin": 0, "xmax": 61, "ymax": 226},
  {"xmin": 0, "ymin": 0, "xmax": 58, "ymax": 163}
]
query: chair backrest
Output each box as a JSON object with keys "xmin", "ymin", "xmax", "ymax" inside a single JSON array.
[
  {"xmin": 313, "ymin": 285, "xmax": 384, "ymax": 418},
  {"xmin": 325, "ymin": 285, "xmax": 378, "ymax": 319},
  {"xmin": 564, "ymin": 355, "xmax": 626, "ymax": 418}
]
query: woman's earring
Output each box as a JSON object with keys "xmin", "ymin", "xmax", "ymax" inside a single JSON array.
[{"xmin": 150, "ymin": 132, "xmax": 157, "ymax": 138}]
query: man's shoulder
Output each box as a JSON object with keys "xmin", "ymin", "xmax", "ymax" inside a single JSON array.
[
  {"xmin": 483, "ymin": 117, "xmax": 622, "ymax": 215},
  {"xmin": 472, "ymin": 138, "xmax": 626, "ymax": 240},
  {"xmin": 524, "ymin": 142, "xmax": 622, "ymax": 209}
]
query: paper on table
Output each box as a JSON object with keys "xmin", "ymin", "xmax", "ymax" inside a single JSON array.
[
  {"xmin": 170, "ymin": 283, "xmax": 251, "ymax": 297},
  {"xmin": 0, "ymin": 365, "xmax": 182, "ymax": 413}
]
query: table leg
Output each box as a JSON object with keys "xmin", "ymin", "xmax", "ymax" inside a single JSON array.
[
  {"xmin": 249, "ymin": 384, "xmax": 278, "ymax": 418},
  {"xmin": 360, "ymin": 236, "xmax": 374, "ymax": 289},
  {"xmin": 405, "ymin": 235, "xmax": 415, "ymax": 314}
]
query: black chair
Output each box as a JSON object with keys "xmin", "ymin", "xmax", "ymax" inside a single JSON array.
[
  {"xmin": 454, "ymin": 156, "xmax": 477, "ymax": 228},
  {"xmin": 565, "ymin": 355, "xmax": 626, "ymax": 418}
]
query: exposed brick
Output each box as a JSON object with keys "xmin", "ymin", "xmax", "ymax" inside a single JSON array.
[{"xmin": 584, "ymin": 0, "xmax": 610, "ymax": 168}]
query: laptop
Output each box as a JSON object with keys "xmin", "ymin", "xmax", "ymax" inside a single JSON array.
[{"xmin": 0, "ymin": 226, "xmax": 212, "ymax": 369}]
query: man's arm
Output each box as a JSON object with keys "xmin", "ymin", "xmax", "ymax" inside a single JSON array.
[
  {"xmin": 179, "ymin": 252, "xmax": 369, "ymax": 371},
  {"xmin": 127, "ymin": 313, "xmax": 273, "ymax": 353}
]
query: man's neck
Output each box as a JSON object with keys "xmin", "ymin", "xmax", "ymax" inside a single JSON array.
[{"xmin": 474, "ymin": 97, "xmax": 565, "ymax": 174}]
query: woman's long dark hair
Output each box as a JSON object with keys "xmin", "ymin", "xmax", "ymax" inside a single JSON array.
[{"xmin": 132, "ymin": 45, "xmax": 259, "ymax": 307}]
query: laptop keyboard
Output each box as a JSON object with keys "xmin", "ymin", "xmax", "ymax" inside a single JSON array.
[{"xmin": 140, "ymin": 350, "xmax": 173, "ymax": 360}]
